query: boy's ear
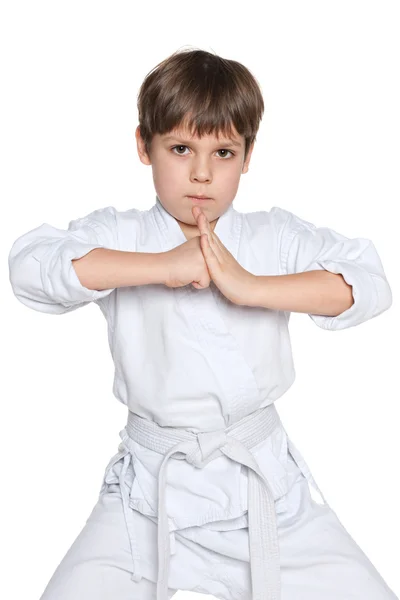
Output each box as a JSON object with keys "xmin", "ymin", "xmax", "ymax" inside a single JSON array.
[
  {"xmin": 242, "ymin": 141, "xmax": 255, "ymax": 174},
  {"xmin": 135, "ymin": 125, "xmax": 152, "ymax": 165}
]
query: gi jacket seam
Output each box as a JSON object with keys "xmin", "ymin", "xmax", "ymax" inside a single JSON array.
[
  {"xmin": 150, "ymin": 203, "xmax": 169, "ymax": 252},
  {"xmin": 279, "ymin": 212, "xmax": 316, "ymax": 277}
]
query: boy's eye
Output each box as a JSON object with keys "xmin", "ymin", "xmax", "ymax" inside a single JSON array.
[{"xmin": 171, "ymin": 145, "xmax": 234, "ymax": 159}]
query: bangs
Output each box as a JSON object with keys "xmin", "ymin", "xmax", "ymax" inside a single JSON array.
[{"xmin": 137, "ymin": 48, "xmax": 264, "ymax": 157}]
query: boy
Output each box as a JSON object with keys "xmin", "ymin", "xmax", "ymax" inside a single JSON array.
[{"xmin": 8, "ymin": 48, "xmax": 398, "ymax": 600}]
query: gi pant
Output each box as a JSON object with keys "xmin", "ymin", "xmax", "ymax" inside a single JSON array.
[{"xmin": 39, "ymin": 436, "xmax": 398, "ymax": 600}]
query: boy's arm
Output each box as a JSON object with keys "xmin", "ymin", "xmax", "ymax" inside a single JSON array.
[
  {"xmin": 8, "ymin": 206, "xmax": 151, "ymax": 315},
  {"xmin": 250, "ymin": 207, "xmax": 392, "ymax": 330},
  {"xmin": 72, "ymin": 248, "xmax": 167, "ymax": 290},
  {"xmin": 249, "ymin": 270, "xmax": 354, "ymax": 317}
]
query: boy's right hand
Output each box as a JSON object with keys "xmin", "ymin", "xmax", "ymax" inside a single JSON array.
[{"xmin": 162, "ymin": 236, "xmax": 211, "ymax": 290}]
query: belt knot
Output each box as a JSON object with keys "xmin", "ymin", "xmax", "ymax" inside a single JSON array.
[{"xmin": 185, "ymin": 430, "xmax": 228, "ymax": 468}]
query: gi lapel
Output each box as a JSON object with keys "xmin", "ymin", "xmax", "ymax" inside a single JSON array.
[
  {"xmin": 151, "ymin": 194, "xmax": 240, "ymax": 257},
  {"xmin": 151, "ymin": 195, "xmax": 262, "ymax": 424}
]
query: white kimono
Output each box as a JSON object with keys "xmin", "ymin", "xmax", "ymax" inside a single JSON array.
[{"xmin": 8, "ymin": 196, "xmax": 398, "ymax": 600}]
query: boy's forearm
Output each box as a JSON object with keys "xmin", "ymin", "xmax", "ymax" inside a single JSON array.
[
  {"xmin": 72, "ymin": 248, "xmax": 168, "ymax": 290},
  {"xmin": 248, "ymin": 270, "xmax": 354, "ymax": 316}
]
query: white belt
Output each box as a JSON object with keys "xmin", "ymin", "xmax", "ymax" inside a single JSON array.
[{"xmin": 115, "ymin": 403, "xmax": 321, "ymax": 600}]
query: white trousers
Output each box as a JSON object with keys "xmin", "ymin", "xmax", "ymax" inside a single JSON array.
[{"xmin": 39, "ymin": 447, "xmax": 398, "ymax": 600}]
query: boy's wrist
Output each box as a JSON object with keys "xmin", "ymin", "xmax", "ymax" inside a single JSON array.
[
  {"xmin": 149, "ymin": 251, "xmax": 172, "ymax": 286},
  {"xmin": 245, "ymin": 275, "xmax": 266, "ymax": 307}
]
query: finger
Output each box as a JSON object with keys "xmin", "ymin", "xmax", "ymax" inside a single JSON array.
[
  {"xmin": 192, "ymin": 205, "xmax": 206, "ymax": 229},
  {"xmin": 192, "ymin": 205, "xmax": 203, "ymax": 220},
  {"xmin": 210, "ymin": 230, "xmax": 223, "ymax": 249},
  {"xmin": 193, "ymin": 211, "xmax": 206, "ymax": 238},
  {"xmin": 203, "ymin": 218, "xmax": 228, "ymax": 264},
  {"xmin": 201, "ymin": 233, "xmax": 221, "ymax": 273},
  {"xmin": 193, "ymin": 207, "xmax": 210, "ymax": 230},
  {"xmin": 194, "ymin": 209, "xmax": 224, "ymax": 259},
  {"xmin": 197, "ymin": 211, "xmax": 211, "ymax": 238},
  {"xmin": 202, "ymin": 215, "xmax": 219, "ymax": 249},
  {"xmin": 192, "ymin": 278, "xmax": 210, "ymax": 289},
  {"xmin": 192, "ymin": 254, "xmax": 211, "ymax": 288}
]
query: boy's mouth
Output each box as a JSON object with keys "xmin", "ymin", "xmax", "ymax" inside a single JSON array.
[{"xmin": 187, "ymin": 195, "xmax": 212, "ymax": 201}]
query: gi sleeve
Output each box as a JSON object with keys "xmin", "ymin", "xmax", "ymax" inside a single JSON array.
[
  {"xmin": 277, "ymin": 207, "xmax": 393, "ymax": 330},
  {"xmin": 8, "ymin": 206, "xmax": 119, "ymax": 314}
]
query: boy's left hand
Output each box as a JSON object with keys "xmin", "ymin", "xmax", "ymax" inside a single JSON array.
[{"xmin": 192, "ymin": 205, "xmax": 257, "ymax": 306}]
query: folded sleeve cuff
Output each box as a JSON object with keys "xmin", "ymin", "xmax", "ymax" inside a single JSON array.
[
  {"xmin": 32, "ymin": 239, "xmax": 115, "ymax": 308},
  {"xmin": 28, "ymin": 239, "xmax": 113, "ymax": 308},
  {"xmin": 307, "ymin": 259, "xmax": 392, "ymax": 330},
  {"xmin": 9, "ymin": 206, "xmax": 119, "ymax": 314}
]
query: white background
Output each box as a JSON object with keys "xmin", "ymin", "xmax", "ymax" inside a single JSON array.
[{"xmin": 1, "ymin": 1, "xmax": 399, "ymax": 598}]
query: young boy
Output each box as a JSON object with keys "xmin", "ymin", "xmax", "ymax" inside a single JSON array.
[{"xmin": 8, "ymin": 48, "xmax": 398, "ymax": 600}]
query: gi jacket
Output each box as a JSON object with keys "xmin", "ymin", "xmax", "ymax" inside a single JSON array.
[{"xmin": 8, "ymin": 195, "xmax": 393, "ymax": 533}]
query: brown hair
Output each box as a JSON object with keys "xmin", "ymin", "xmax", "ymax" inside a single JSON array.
[{"xmin": 137, "ymin": 47, "xmax": 265, "ymax": 163}]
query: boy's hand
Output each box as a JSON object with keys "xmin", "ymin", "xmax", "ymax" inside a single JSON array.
[
  {"xmin": 162, "ymin": 235, "xmax": 211, "ymax": 289},
  {"xmin": 192, "ymin": 205, "xmax": 257, "ymax": 306}
]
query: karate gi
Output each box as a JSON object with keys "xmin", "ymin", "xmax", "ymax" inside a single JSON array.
[{"xmin": 8, "ymin": 195, "xmax": 398, "ymax": 600}]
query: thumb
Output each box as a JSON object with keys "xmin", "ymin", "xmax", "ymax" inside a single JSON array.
[
  {"xmin": 192, "ymin": 264, "xmax": 211, "ymax": 289},
  {"xmin": 200, "ymin": 233, "xmax": 219, "ymax": 275}
]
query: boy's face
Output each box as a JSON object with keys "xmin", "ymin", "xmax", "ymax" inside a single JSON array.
[{"xmin": 135, "ymin": 123, "xmax": 254, "ymax": 240}]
